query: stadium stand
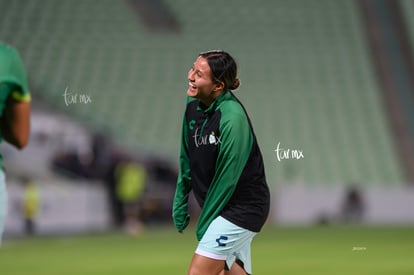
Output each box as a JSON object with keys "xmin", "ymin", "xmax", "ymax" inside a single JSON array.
[
  {"xmin": 401, "ymin": 0, "xmax": 414, "ymax": 58},
  {"xmin": 0, "ymin": 0, "xmax": 406, "ymax": 186},
  {"xmin": 359, "ymin": 0, "xmax": 414, "ymax": 183},
  {"xmin": 400, "ymin": 0, "xmax": 414, "ymax": 135}
]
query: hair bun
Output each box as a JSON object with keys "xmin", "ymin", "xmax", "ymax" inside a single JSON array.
[{"xmin": 230, "ymin": 78, "xmax": 240, "ymax": 90}]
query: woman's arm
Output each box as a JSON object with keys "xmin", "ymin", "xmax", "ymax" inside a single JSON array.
[
  {"xmin": 173, "ymin": 112, "xmax": 192, "ymax": 232},
  {"xmin": 1, "ymin": 96, "xmax": 30, "ymax": 149},
  {"xmin": 0, "ymin": 44, "xmax": 31, "ymax": 149}
]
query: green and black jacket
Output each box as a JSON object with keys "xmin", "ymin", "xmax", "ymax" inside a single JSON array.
[{"xmin": 173, "ymin": 90, "xmax": 270, "ymax": 241}]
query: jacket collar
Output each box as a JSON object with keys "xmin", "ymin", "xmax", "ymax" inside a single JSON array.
[{"xmin": 197, "ymin": 90, "xmax": 230, "ymax": 113}]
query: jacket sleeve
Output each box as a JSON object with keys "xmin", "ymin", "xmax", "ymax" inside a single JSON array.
[
  {"xmin": 0, "ymin": 45, "xmax": 30, "ymax": 102},
  {"xmin": 172, "ymin": 112, "xmax": 192, "ymax": 232},
  {"xmin": 196, "ymin": 112, "xmax": 253, "ymax": 240}
]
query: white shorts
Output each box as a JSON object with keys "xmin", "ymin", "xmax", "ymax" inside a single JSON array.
[
  {"xmin": 0, "ymin": 169, "xmax": 7, "ymax": 244},
  {"xmin": 195, "ymin": 216, "xmax": 256, "ymax": 274}
]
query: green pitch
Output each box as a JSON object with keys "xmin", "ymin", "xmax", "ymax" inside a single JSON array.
[{"xmin": 0, "ymin": 226, "xmax": 413, "ymax": 274}]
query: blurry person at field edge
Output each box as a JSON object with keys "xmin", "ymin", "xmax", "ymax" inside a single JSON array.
[
  {"xmin": 115, "ymin": 162, "xmax": 147, "ymax": 235},
  {"xmin": 0, "ymin": 42, "xmax": 31, "ymax": 244},
  {"xmin": 341, "ymin": 186, "xmax": 365, "ymax": 223},
  {"xmin": 22, "ymin": 178, "xmax": 40, "ymax": 235}
]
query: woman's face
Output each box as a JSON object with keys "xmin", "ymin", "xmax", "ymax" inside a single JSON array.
[{"xmin": 187, "ymin": 56, "xmax": 221, "ymax": 105}]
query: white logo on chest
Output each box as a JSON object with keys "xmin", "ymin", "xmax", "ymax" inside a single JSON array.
[{"xmin": 193, "ymin": 128, "xmax": 221, "ymax": 148}]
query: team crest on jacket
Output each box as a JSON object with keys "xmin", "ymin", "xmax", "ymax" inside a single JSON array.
[
  {"xmin": 193, "ymin": 128, "xmax": 221, "ymax": 148},
  {"xmin": 209, "ymin": 131, "xmax": 217, "ymax": 144}
]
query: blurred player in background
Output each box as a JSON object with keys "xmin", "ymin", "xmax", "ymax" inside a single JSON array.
[
  {"xmin": 173, "ymin": 50, "xmax": 270, "ymax": 275},
  {"xmin": 115, "ymin": 161, "xmax": 147, "ymax": 235},
  {"xmin": 22, "ymin": 178, "xmax": 40, "ymax": 235},
  {"xmin": 0, "ymin": 43, "xmax": 31, "ymax": 243}
]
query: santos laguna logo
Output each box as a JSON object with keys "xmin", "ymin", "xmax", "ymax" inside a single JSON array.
[{"xmin": 193, "ymin": 128, "xmax": 221, "ymax": 148}]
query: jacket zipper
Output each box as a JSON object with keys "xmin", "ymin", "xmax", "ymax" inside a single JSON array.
[{"xmin": 200, "ymin": 113, "xmax": 209, "ymax": 136}]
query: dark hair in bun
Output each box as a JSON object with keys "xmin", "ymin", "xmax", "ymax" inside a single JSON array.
[{"xmin": 199, "ymin": 50, "xmax": 240, "ymax": 91}]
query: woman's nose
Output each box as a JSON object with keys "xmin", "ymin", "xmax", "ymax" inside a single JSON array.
[{"xmin": 188, "ymin": 69, "xmax": 195, "ymax": 81}]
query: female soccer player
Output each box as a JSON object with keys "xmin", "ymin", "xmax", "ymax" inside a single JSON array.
[
  {"xmin": 0, "ymin": 43, "xmax": 31, "ymax": 243},
  {"xmin": 173, "ymin": 50, "xmax": 270, "ymax": 275}
]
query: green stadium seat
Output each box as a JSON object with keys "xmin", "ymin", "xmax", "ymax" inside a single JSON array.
[{"xmin": 0, "ymin": 0, "xmax": 404, "ymax": 185}]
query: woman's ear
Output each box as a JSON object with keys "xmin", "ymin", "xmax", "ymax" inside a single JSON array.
[{"xmin": 214, "ymin": 81, "xmax": 225, "ymax": 92}]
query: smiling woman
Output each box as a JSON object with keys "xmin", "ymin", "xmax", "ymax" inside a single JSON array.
[
  {"xmin": 173, "ymin": 50, "xmax": 270, "ymax": 275},
  {"xmin": 187, "ymin": 50, "xmax": 240, "ymax": 107},
  {"xmin": 187, "ymin": 56, "xmax": 220, "ymax": 105}
]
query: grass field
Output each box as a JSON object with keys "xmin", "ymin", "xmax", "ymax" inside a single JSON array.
[{"xmin": 1, "ymin": 226, "xmax": 413, "ymax": 274}]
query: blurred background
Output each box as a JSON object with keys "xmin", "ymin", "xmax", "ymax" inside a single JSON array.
[{"xmin": 1, "ymin": 0, "xmax": 414, "ymax": 239}]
